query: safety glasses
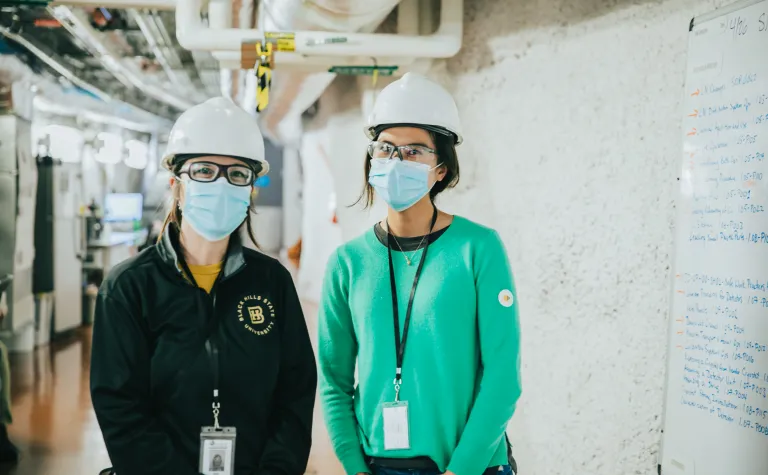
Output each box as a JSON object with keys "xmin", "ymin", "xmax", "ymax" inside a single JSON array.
[
  {"xmin": 367, "ymin": 141, "xmax": 437, "ymax": 162},
  {"xmin": 178, "ymin": 161, "xmax": 255, "ymax": 187}
]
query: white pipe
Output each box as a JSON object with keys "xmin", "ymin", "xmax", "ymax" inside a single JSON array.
[
  {"xmin": 34, "ymin": 96, "xmax": 169, "ymax": 133},
  {"xmin": 213, "ymin": 51, "xmax": 417, "ymax": 71},
  {"xmin": 262, "ymin": 0, "xmax": 400, "ymax": 33},
  {"xmin": 50, "ymin": 6, "xmax": 196, "ymax": 111},
  {"xmin": 397, "ymin": 0, "xmax": 419, "ymax": 36},
  {"xmin": 177, "ymin": 0, "xmax": 462, "ymax": 58},
  {"xmin": 49, "ymin": 0, "xmax": 176, "ymax": 9},
  {"xmin": 209, "ymin": 0, "xmax": 232, "ymax": 29}
]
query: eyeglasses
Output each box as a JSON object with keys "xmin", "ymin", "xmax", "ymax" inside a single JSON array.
[
  {"xmin": 367, "ymin": 141, "xmax": 437, "ymax": 162},
  {"xmin": 178, "ymin": 161, "xmax": 256, "ymax": 187}
]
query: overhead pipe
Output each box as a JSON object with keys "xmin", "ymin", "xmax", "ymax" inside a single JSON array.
[
  {"xmin": 127, "ymin": 9, "xmax": 187, "ymax": 92},
  {"xmin": 34, "ymin": 95, "xmax": 170, "ymax": 133},
  {"xmin": 256, "ymin": 0, "xmax": 423, "ymax": 138},
  {"xmin": 49, "ymin": 6, "xmax": 196, "ymax": 111},
  {"xmin": 49, "ymin": 0, "xmax": 176, "ymax": 9},
  {"xmin": 0, "ymin": 26, "xmax": 112, "ymax": 102},
  {"xmin": 0, "ymin": 46, "xmax": 168, "ymax": 132},
  {"xmin": 140, "ymin": 9, "xmax": 208, "ymax": 102},
  {"xmin": 212, "ymin": 51, "xmax": 419, "ymax": 71},
  {"xmin": 177, "ymin": 0, "xmax": 462, "ymax": 60},
  {"xmin": 263, "ymin": 0, "xmax": 399, "ymax": 31},
  {"xmin": 147, "ymin": 10, "xmax": 209, "ymax": 98}
]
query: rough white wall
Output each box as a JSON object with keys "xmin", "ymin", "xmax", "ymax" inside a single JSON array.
[{"xmin": 299, "ymin": 0, "xmax": 736, "ymax": 473}]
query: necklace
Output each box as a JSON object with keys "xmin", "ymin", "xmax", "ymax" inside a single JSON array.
[{"xmin": 385, "ymin": 221, "xmax": 430, "ymax": 266}]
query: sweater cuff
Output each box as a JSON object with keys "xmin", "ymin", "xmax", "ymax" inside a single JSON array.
[
  {"xmin": 341, "ymin": 453, "xmax": 371, "ymax": 475},
  {"xmin": 446, "ymin": 457, "xmax": 477, "ymax": 475}
]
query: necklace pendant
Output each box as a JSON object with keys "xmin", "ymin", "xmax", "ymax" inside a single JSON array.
[{"xmin": 405, "ymin": 257, "xmax": 412, "ymax": 266}]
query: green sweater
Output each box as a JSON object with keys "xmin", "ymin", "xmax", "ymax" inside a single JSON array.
[{"xmin": 318, "ymin": 216, "xmax": 522, "ymax": 475}]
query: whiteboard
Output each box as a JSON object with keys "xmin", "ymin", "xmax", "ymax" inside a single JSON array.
[{"xmin": 661, "ymin": 1, "xmax": 768, "ymax": 474}]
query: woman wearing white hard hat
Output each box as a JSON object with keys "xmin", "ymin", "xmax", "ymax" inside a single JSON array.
[
  {"xmin": 90, "ymin": 97, "xmax": 317, "ymax": 475},
  {"xmin": 318, "ymin": 73, "xmax": 521, "ymax": 475}
]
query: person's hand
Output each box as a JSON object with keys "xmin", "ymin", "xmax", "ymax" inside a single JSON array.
[{"xmin": 443, "ymin": 471, "xmax": 457, "ymax": 475}]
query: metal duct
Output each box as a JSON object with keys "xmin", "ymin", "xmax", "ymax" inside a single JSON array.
[
  {"xmin": 0, "ymin": 25, "xmax": 111, "ymax": 102},
  {"xmin": 49, "ymin": 5, "xmax": 196, "ymax": 110},
  {"xmin": 0, "ymin": 54, "xmax": 170, "ymax": 133}
]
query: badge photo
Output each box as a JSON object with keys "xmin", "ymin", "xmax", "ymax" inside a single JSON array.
[{"xmin": 200, "ymin": 427, "xmax": 236, "ymax": 475}]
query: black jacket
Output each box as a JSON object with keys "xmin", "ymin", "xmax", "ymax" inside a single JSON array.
[{"xmin": 90, "ymin": 226, "xmax": 317, "ymax": 475}]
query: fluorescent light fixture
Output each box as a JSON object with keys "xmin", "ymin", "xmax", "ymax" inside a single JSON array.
[
  {"xmin": 124, "ymin": 139, "xmax": 149, "ymax": 169},
  {"xmin": 35, "ymin": 124, "xmax": 84, "ymax": 162},
  {"xmin": 94, "ymin": 131, "xmax": 123, "ymax": 164}
]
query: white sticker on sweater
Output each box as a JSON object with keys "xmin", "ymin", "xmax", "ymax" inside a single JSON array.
[{"xmin": 498, "ymin": 290, "xmax": 514, "ymax": 307}]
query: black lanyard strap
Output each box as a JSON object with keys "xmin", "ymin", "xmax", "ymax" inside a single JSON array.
[
  {"xmin": 387, "ymin": 206, "xmax": 438, "ymax": 399},
  {"xmin": 205, "ymin": 291, "xmax": 222, "ymax": 428},
  {"xmin": 205, "ymin": 332, "xmax": 221, "ymax": 428},
  {"xmin": 173, "ymin": 233, "xmax": 225, "ymax": 427}
]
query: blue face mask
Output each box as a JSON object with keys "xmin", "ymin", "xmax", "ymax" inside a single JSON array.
[
  {"xmin": 181, "ymin": 178, "xmax": 251, "ymax": 242},
  {"xmin": 368, "ymin": 158, "xmax": 441, "ymax": 212}
]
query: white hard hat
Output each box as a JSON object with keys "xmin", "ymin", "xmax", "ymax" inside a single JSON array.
[
  {"xmin": 365, "ymin": 72, "xmax": 463, "ymax": 145},
  {"xmin": 161, "ymin": 96, "xmax": 270, "ymax": 176}
]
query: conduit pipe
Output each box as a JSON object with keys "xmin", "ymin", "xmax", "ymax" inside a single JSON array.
[
  {"xmin": 0, "ymin": 52, "xmax": 168, "ymax": 132},
  {"xmin": 0, "ymin": 26, "xmax": 112, "ymax": 102},
  {"xmin": 50, "ymin": 6, "xmax": 196, "ymax": 111},
  {"xmin": 127, "ymin": 9, "xmax": 187, "ymax": 93},
  {"xmin": 34, "ymin": 95, "xmax": 170, "ymax": 133},
  {"xmin": 178, "ymin": 0, "xmax": 462, "ymax": 60}
]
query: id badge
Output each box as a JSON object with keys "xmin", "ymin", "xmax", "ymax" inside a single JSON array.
[
  {"xmin": 382, "ymin": 401, "xmax": 410, "ymax": 450},
  {"xmin": 199, "ymin": 426, "xmax": 236, "ymax": 475}
]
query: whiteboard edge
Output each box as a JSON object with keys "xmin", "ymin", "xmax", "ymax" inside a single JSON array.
[
  {"xmin": 690, "ymin": 0, "xmax": 766, "ymax": 30},
  {"xmin": 658, "ymin": 17, "xmax": 702, "ymax": 470},
  {"xmin": 663, "ymin": 1, "xmax": 767, "ymax": 473}
]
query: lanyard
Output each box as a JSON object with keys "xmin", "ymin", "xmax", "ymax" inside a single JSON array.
[
  {"xmin": 178, "ymin": 254, "xmax": 223, "ymax": 428},
  {"xmin": 205, "ymin": 327, "xmax": 221, "ymax": 428},
  {"xmin": 387, "ymin": 205, "xmax": 438, "ymax": 402}
]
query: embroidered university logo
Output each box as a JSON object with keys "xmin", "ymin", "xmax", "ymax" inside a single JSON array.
[
  {"xmin": 248, "ymin": 306, "xmax": 265, "ymax": 324},
  {"xmin": 237, "ymin": 295, "xmax": 276, "ymax": 336}
]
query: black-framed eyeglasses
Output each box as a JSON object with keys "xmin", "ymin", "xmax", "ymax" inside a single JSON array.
[
  {"xmin": 367, "ymin": 141, "xmax": 437, "ymax": 162},
  {"xmin": 178, "ymin": 161, "xmax": 256, "ymax": 187}
]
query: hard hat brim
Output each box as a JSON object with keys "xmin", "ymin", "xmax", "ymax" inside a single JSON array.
[{"xmin": 365, "ymin": 123, "xmax": 463, "ymax": 145}]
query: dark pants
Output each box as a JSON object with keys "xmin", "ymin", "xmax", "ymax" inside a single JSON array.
[{"xmin": 371, "ymin": 463, "xmax": 515, "ymax": 475}]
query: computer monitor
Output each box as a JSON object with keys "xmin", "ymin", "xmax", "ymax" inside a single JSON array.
[{"xmin": 104, "ymin": 193, "xmax": 143, "ymax": 222}]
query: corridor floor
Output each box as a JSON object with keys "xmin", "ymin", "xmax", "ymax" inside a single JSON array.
[{"xmin": 1, "ymin": 302, "xmax": 343, "ymax": 475}]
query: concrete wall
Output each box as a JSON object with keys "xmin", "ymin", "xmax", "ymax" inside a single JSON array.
[{"xmin": 299, "ymin": 0, "xmax": 731, "ymax": 473}]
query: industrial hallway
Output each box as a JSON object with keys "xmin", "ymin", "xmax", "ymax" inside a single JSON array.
[
  {"xmin": 1, "ymin": 303, "xmax": 343, "ymax": 475},
  {"xmin": 0, "ymin": 0, "xmax": 766, "ymax": 472}
]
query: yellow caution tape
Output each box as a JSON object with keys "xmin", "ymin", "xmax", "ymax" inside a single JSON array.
[
  {"xmin": 256, "ymin": 62, "xmax": 272, "ymax": 112},
  {"xmin": 255, "ymin": 42, "xmax": 273, "ymax": 112}
]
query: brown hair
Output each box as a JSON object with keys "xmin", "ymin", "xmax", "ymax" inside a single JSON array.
[
  {"xmin": 354, "ymin": 130, "xmax": 460, "ymax": 209},
  {"xmin": 158, "ymin": 179, "xmax": 259, "ymax": 247}
]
